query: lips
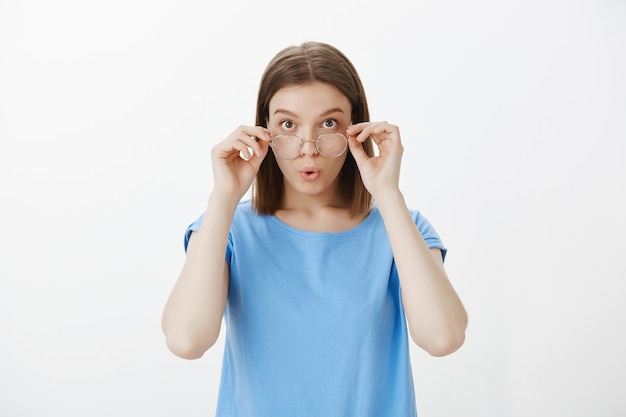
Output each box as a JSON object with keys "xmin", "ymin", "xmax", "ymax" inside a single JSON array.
[{"xmin": 299, "ymin": 166, "xmax": 320, "ymax": 181}]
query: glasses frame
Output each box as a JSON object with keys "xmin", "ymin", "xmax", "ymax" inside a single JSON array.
[{"xmin": 270, "ymin": 133, "xmax": 348, "ymax": 160}]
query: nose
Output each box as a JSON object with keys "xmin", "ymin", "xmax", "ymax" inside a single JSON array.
[
  {"xmin": 300, "ymin": 127, "xmax": 318, "ymax": 156},
  {"xmin": 300, "ymin": 137, "xmax": 318, "ymax": 156}
]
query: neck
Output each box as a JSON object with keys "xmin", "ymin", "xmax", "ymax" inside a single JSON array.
[{"xmin": 279, "ymin": 183, "xmax": 348, "ymax": 214}]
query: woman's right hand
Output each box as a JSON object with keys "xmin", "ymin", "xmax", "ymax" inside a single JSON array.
[{"xmin": 210, "ymin": 125, "xmax": 271, "ymax": 199}]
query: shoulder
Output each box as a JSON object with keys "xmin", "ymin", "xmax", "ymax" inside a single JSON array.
[
  {"xmin": 233, "ymin": 199, "xmax": 262, "ymax": 223},
  {"xmin": 231, "ymin": 199, "xmax": 275, "ymax": 235},
  {"xmin": 183, "ymin": 199, "xmax": 259, "ymax": 251},
  {"xmin": 236, "ymin": 198, "xmax": 254, "ymax": 213},
  {"xmin": 406, "ymin": 207, "xmax": 448, "ymax": 260},
  {"xmin": 406, "ymin": 207, "xmax": 435, "ymax": 233},
  {"xmin": 237, "ymin": 198, "xmax": 253, "ymax": 211}
]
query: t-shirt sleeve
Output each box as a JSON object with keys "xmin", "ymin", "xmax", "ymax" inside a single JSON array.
[
  {"xmin": 183, "ymin": 213, "xmax": 205, "ymax": 253},
  {"xmin": 183, "ymin": 213, "xmax": 234, "ymax": 263},
  {"xmin": 410, "ymin": 209, "xmax": 447, "ymax": 262}
]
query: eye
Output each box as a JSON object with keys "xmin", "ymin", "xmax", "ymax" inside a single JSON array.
[
  {"xmin": 322, "ymin": 119, "xmax": 338, "ymax": 129},
  {"xmin": 280, "ymin": 120, "xmax": 295, "ymax": 130}
]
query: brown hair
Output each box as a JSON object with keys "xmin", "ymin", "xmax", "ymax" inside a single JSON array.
[{"xmin": 253, "ymin": 41, "xmax": 375, "ymax": 217}]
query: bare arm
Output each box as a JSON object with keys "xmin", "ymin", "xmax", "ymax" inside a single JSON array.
[
  {"xmin": 348, "ymin": 121, "xmax": 467, "ymax": 357},
  {"xmin": 161, "ymin": 126, "xmax": 271, "ymax": 359},
  {"xmin": 161, "ymin": 193, "xmax": 237, "ymax": 359},
  {"xmin": 376, "ymin": 189, "xmax": 467, "ymax": 356}
]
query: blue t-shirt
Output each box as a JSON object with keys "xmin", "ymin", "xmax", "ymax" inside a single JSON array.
[{"xmin": 185, "ymin": 200, "xmax": 446, "ymax": 417}]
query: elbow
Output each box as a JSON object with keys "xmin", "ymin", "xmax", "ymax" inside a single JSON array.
[
  {"xmin": 421, "ymin": 330, "xmax": 466, "ymax": 357},
  {"xmin": 165, "ymin": 338, "xmax": 205, "ymax": 360},
  {"xmin": 410, "ymin": 318, "xmax": 468, "ymax": 357},
  {"xmin": 425, "ymin": 310, "xmax": 469, "ymax": 357},
  {"xmin": 163, "ymin": 325, "xmax": 220, "ymax": 360}
]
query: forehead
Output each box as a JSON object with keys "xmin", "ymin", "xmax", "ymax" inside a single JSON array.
[{"xmin": 269, "ymin": 82, "xmax": 351, "ymax": 119}]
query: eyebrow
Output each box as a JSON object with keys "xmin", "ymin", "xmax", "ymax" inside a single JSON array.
[{"xmin": 272, "ymin": 107, "xmax": 346, "ymax": 118}]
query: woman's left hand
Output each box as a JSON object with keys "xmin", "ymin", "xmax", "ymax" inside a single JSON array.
[{"xmin": 347, "ymin": 121, "xmax": 404, "ymax": 197}]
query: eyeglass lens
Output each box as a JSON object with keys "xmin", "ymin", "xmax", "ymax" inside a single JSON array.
[{"xmin": 271, "ymin": 134, "xmax": 347, "ymax": 159}]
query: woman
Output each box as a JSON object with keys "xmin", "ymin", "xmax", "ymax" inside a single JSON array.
[{"xmin": 162, "ymin": 41, "xmax": 467, "ymax": 416}]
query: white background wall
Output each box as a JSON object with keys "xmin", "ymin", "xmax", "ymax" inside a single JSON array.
[{"xmin": 1, "ymin": 0, "xmax": 624, "ymax": 416}]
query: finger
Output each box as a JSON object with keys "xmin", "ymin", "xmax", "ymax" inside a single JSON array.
[
  {"xmin": 237, "ymin": 134, "xmax": 267, "ymax": 158},
  {"xmin": 347, "ymin": 135, "xmax": 369, "ymax": 166},
  {"xmin": 349, "ymin": 122, "xmax": 389, "ymax": 143},
  {"xmin": 246, "ymin": 126, "xmax": 272, "ymax": 143},
  {"xmin": 346, "ymin": 122, "xmax": 373, "ymax": 139},
  {"xmin": 246, "ymin": 140, "xmax": 270, "ymax": 171},
  {"xmin": 242, "ymin": 127, "xmax": 272, "ymax": 156},
  {"xmin": 213, "ymin": 139, "xmax": 243, "ymax": 161},
  {"xmin": 361, "ymin": 123, "xmax": 400, "ymax": 146},
  {"xmin": 231, "ymin": 140, "xmax": 253, "ymax": 160},
  {"xmin": 371, "ymin": 122, "xmax": 398, "ymax": 137}
]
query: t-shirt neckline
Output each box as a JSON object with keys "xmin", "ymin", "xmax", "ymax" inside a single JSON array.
[{"xmin": 266, "ymin": 206, "xmax": 379, "ymax": 238}]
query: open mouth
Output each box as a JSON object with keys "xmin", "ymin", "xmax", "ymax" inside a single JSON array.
[{"xmin": 300, "ymin": 168, "xmax": 320, "ymax": 181}]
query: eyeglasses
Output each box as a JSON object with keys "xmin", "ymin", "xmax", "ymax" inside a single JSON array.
[{"xmin": 270, "ymin": 133, "xmax": 348, "ymax": 160}]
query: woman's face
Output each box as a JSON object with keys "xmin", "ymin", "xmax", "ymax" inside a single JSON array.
[{"xmin": 267, "ymin": 81, "xmax": 352, "ymax": 202}]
